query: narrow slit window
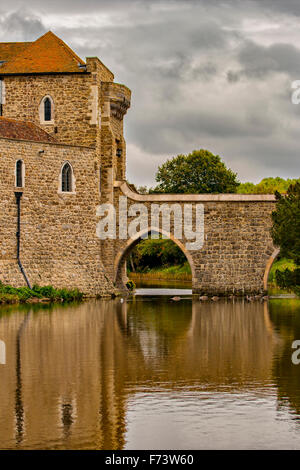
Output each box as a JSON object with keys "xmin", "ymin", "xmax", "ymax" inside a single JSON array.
[
  {"xmin": 61, "ymin": 163, "xmax": 72, "ymax": 192},
  {"xmin": 0, "ymin": 79, "xmax": 3, "ymax": 116},
  {"xmin": 44, "ymin": 97, "xmax": 52, "ymax": 122},
  {"xmin": 16, "ymin": 160, "xmax": 23, "ymax": 187}
]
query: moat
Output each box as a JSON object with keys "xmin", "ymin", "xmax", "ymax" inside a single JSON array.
[{"xmin": 0, "ymin": 284, "xmax": 299, "ymax": 450}]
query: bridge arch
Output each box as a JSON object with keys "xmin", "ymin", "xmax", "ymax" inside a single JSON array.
[
  {"xmin": 114, "ymin": 226, "xmax": 196, "ymax": 290},
  {"xmin": 263, "ymin": 248, "xmax": 280, "ymax": 290}
]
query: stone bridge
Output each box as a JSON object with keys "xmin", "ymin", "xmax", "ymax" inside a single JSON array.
[{"xmin": 100, "ymin": 181, "xmax": 277, "ymax": 296}]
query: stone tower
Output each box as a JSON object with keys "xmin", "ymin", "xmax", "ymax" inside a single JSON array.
[{"xmin": 0, "ymin": 31, "xmax": 131, "ymax": 295}]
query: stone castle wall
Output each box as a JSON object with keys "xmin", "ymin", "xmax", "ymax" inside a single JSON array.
[
  {"xmin": 1, "ymin": 58, "xmax": 117, "ymax": 149},
  {"xmin": 0, "ymin": 137, "xmax": 115, "ymax": 295},
  {"xmin": 2, "ymin": 74, "xmax": 97, "ymax": 147}
]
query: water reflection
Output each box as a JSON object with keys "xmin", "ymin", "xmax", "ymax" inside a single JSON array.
[
  {"xmin": 0, "ymin": 295, "xmax": 299, "ymax": 449},
  {"xmin": 269, "ymin": 299, "xmax": 300, "ymax": 418}
]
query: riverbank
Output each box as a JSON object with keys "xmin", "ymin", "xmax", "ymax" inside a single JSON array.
[
  {"xmin": 0, "ymin": 282, "xmax": 84, "ymax": 305},
  {"xmin": 268, "ymin": 257, "xmax": 295, "ymax": 284},
  {"xmin": 128, "ymin": 262, "xmax": 192, "ymax": 282},
  {"xmin": 129, "ymin": 258, "xmax": 296, "ymax": 288},
  {"xmin": 0, "ymin": 258, "xmax": 295, "ymax": 304}
]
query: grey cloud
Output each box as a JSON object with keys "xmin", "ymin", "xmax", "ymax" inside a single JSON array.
[
  {"xmin": 0, "ymin": 0, "xmax": 134, "ymax": 15},
  {"xmin": 236, "ymin": 41, "xmax": 300, "ymax": 79},
  {"xmin": 227, "ymin": 70, "xmax": 240, "ymax": 83},
  {"xmin": 0, "ymin": 10, "xmax": 46, "ymax": 41},
  {"xmin": 257, "ymin": 0, "xmax": 300, "ymax": 17},
  {"xmin": 0, "ymin": 0, "xmax": 207, "ymax": 18},
  {"xmin": 0, "ymin": 0, "xmax": 300, "ymax": 18},
  {"xmin": 128, "ymin": 104, "xmax": 280, "ymax": 156},
  {"xmin": 190, "ymin": 62, "xmax": 218, "ymax": 81}
]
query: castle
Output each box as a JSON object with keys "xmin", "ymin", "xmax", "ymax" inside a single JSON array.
[
  {"xmin": 0, "ymin": 31, "xmax": 131, "ymax": 295},
  {"xmin": 0, "ymin": 31, "xmax": 277, "ymax": 296}
]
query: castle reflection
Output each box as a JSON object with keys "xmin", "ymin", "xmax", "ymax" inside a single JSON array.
[{"xmin": 0, "ymin": 296, "xmax": 299, "ymax": 449}]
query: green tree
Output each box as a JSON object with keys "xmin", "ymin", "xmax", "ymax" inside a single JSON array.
[
  {"xmin": 129, "ymin": 239, "xmax": 187, "ymax": 272},
  {"xmin": 137, "ymin": 185, "xmax": 149, "ymax": 194},
  {"xmin": 238, "ymin": 177, "xmax": 300, "ymax": 194},
  {"xmin": 151, "ymin": 149, "xmax": 240, "ymax": 194},
  {"xmin": 271, "ymin": 182, "xmax": 300, "ymax": 295}
]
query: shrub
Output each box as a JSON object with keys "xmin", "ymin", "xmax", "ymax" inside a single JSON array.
[
  {"xmin": 126, "ymin": 280, "xmax": 136, "ymax": 291},
  {"xmin": 0, "ymin": 282, "xmax": 84, "ymax": 304},
  {"xmin": 275, "ymin": 268, "xmax": 300, "ymax": 295}
]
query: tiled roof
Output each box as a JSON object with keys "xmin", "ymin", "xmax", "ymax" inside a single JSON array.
[
  {"xmin": 0, "ymin": 31, "xmax": 86, "ymax": 74},
  {"xmin": 0, "ymin": 117, "xmax": 57, "ymax": 143},
  {"xmin": 0, "ymin": 42, "xmax": 31, "ymax": 62}
]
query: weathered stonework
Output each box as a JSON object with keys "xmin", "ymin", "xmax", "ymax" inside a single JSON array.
[
  {"xmin": 0, "ymin": 137, "xmax": 115, "ymax": 295},
  {"xmin": 109, "ymin": 183, "xmax": 277, "ymax": 296},
  {"xmin": 0, "ymin": 32, "xmax": 277, "ymax": 296}
]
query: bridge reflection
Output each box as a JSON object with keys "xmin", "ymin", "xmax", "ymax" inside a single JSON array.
[{"xmin": 0, "ymin": 297, "xmax": 297, "ymax": 449}]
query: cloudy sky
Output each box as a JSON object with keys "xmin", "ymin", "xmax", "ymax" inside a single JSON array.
[{"xmin": 0, "ymin": 0, "xmax": 300, "ymax": 186}]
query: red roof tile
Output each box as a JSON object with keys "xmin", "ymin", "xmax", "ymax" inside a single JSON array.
[
  {"xmin": 0, "ymin": 31, "xmax": 86, "ymax": 74},
  {"xmin": 0, "ymin": 42, "xmax": 31, "ymax": 62},
  {"xmin": 0, "ymin": 117, "xmax": 57, "ymax": 143}
]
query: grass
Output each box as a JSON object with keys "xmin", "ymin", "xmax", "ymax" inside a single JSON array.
[
  {"xmin": 129, "ymin": 262, "xmax": 192, "ymax": 282},
  {"xmin": 268, "ymin": 258, "xmax": 296, "ymax": 284},
  {"xmin": 0, "ymin": 282, "xmax": 84, "ymax": 305}
]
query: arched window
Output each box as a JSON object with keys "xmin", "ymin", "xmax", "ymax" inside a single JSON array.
[
  {"xmin": 39, "ymin": 95, "xmax": 54, "ymax": 124},
  {"xmin": 61, "ymin": 162, "xmax": 72, "ymax": 192},
  {"xmin": 16, "ymin": 160, "xmax": 24, "ymax": 187},
  {"xmin": 44, "ymin": 97, "xmax": 51, "ymax": 121}
]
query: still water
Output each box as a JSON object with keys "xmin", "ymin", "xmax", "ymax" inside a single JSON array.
[{"xmin": 0, "ymin": 285, "xmax": 300, "ymax": 450}]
